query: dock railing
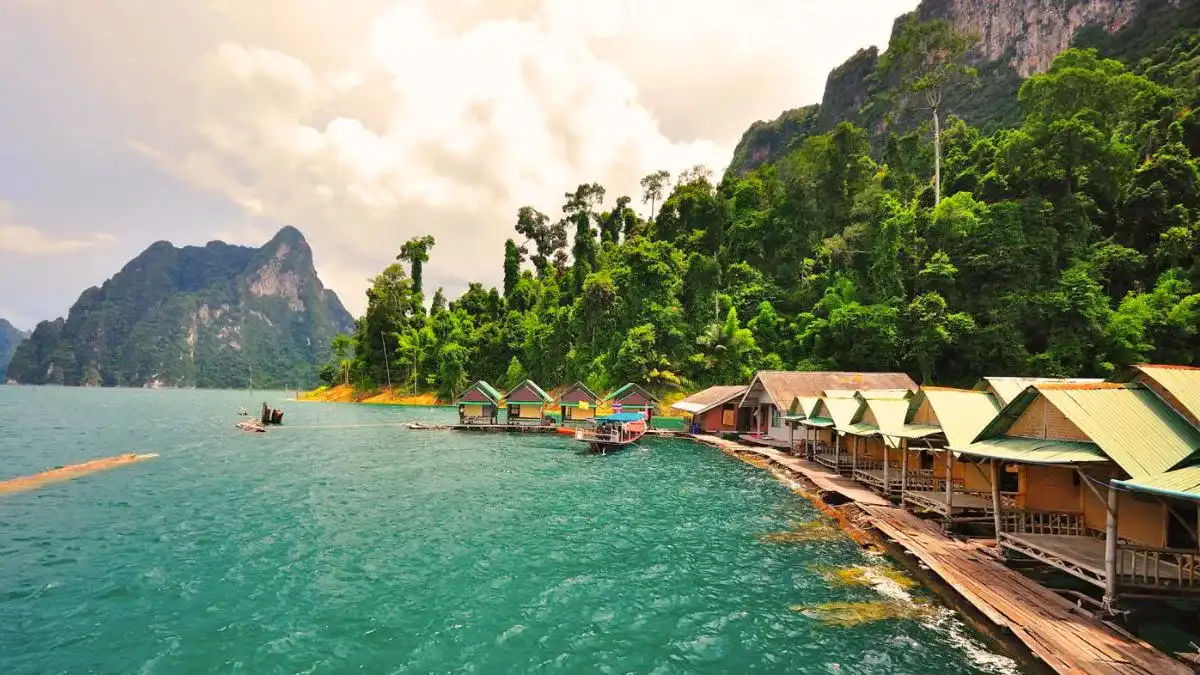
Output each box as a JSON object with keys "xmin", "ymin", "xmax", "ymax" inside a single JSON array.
[
  {"xmin": 1000, "ymin": 509, "xmax": 1085, "ymax": 536},
  {"xmin": 1117, "ymin": 543, "xmax": 1200, "ymax": 590}
]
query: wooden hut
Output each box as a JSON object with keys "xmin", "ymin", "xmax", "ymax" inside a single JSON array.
[
  {"xmin": 671, "ymin": 385, "xmax": 749, "ymax": 434},
  {"xmin": 1110, "ymin": 364, "xmax": 1200, "ymax": 428},
  {"xmin": 739, "ymin": 371, "xmax": 917, "ymax": 442},
  {"xmin": 973, "ymin": 376, "xmax": 1103, "ymax": 407},
  {"xmin": 604, "ymin": 384, "xmax": 659, "ymax": 422},
  {"xmin": 457, "ymin": 381, "xmax": 501, "ymax": 425},
  {"xmin": 803, "ymin": 393, "xmax": 860, "ymax": 473},
  {"xmin": 954, "ymin": 382, "xmax": 1200, "ymax": 607},
  {"xmin": 557, "ymin": 381, "xmax": 600, "ymax": 427},
  {"xmin": 504, "ymin": 379, "xmax": 553, "ymax": 425},
  {"xmin": 842, "ymin": 390, "xmax": 915, "ymax": 497}
]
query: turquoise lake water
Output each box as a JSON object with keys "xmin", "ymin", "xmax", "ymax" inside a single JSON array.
[{"xmin": 0, "ymin": 387, "xmax": 1023, "ymax": 673}]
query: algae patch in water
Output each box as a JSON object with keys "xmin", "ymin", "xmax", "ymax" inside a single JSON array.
[
  {"xmin": 810, "ymin": 564, "xmax": 918, "ymax": 590},
  {"xmin": 792, "ymin": 600, "xmax": 936, "ymax": 627},
  {"xmin": 755, "ymin": 518, "xmax": 846, "ymax": 544}
]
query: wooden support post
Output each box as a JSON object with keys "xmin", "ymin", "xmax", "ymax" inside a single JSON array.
[
  {"xmin": 944, "ymin": 449, "xmax": 954, "ymax": 513},
  {"xmin": 852, "ymin": 436, "xmax": 858, "ymax": 472},
  {"xmin": 835, "ymin": 434, "xmax": 841, "ymax": 470},
  {"xmin": 991, "ymin": 460, "xmax": 1003, "ymax": 554},
  {"xmin": 1103, "ymin": 482, "xmax": 1120, "ymax": 611},
  {"xmin": 901, "ymin": 440, "xmax": 909, "ymax": 497},
  {"xmin": 883, "ymin": 441, "xmax": 890, "ymax": 499},
  {"xmin": 789, "ymin": 423, "xmax": 795, "ymax": 456}
]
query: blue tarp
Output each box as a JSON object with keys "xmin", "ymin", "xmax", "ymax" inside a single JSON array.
[{"xmin": 596, "ymin": 412, "xmax": 646, "ymax": 423}]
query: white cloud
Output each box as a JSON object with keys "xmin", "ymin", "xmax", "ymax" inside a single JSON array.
[
  {"xmin": 13, "ymin": 0, "xmax": 917, "ymax": 315},
  {"xmin": 0, "ymin": 202, "xmax": 117, "ymax": 255}
]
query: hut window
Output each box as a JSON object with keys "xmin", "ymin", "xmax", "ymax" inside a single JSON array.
[
  {"xmin": 771, "ymin": 407, "xmax": 781, "ymax": 428},
  {"xmin": 919, "ymin": 453, "xmax": 934, "ymax": 471}
]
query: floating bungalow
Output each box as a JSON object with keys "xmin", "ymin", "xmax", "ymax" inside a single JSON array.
[
  {"xmin": 881, "ymin": 387, "xmax": 1005, "ymax": 519},
  {"xmin": 739, "ymin": 371, "xmax": 917, "ymax": 445},
  {"xmin": 952, "ymin": 382, "xmax": 1200, "ymax": 607},
  {"xmin": 804, "ymin": 392, "xmax": 862, "ymax": 472},
  {"xmin": 605, "ymin": 383, "xmax": 659, "ymax": 422},
  {"xmin": 504, "ymin": 379, "xmax": 553, "ymax": 425},
  {"xmin": 457, "ymin": 380, "xmax": 502, "ymax": 425},
  {"xmin": 670, "ymin": 385, "xmax": 750, "ymax": 434},
  {"xmin": 843, "ymin": 390, "xmax": 917, "ymax": 498},
  {"xmin": 556, "ymin": 381, "xmax": 600, "ymax": 427},
  {"xmin": 782, "ymin": 395, "xmax": 820, "ymax": 454}
]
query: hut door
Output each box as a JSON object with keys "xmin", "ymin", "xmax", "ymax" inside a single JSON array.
[{"xmin": 1166, "ymin": 501, "xmax": 1198, "ymax": 550}]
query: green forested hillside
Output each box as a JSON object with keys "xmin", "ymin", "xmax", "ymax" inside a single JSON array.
[
  {"xmin": 8, "ymin": 227, "xmax": 354, "ymax": 388},
  {"xmin": 334, "ymin": 27, "xmax": 1200, "ymax": 400}
]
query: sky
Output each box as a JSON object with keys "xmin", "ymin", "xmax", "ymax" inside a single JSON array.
[{"xmin": 0, "ymin": 0, "xmax": 919, "ymax": 330}]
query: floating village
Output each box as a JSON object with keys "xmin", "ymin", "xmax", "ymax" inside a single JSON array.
[{"xmin": 428, "ymin": 365, "xmax": 1200, "ymax": 673}]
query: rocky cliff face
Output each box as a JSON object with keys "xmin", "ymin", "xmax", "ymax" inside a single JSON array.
[
  {"xmin": 0, "ymin": 318, "xmax": 29, "ymax": 381},
  {"xmin": 6, "ymin": 227, "xmax": 355, "ymax": 388},
  {"xmin": 920, "ymin": 0, "xmax": 1143, "ymax": 77},
  {"xmin": 728, "ymin": 0, "xmax": 1177, "ymax": 176}
]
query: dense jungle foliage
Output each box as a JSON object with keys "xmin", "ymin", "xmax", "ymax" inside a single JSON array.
[{"xmin": 330, "ymin": 24, "xmax": 1200, "ymax": 400}]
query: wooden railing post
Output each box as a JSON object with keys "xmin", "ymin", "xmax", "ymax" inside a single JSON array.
[
  {"xmin": 834, "ymin": 434, "xmax": 841, "ymax": 471},
  {"xmin": 883, "ymin": 440, "xmax": 891, "ymax": 499},
  {"xmin": 901, "ymin": 441, "xmax": 909, "ymax": 496},
  {"xmin": 944, "ymin": 450, "xmax": 954, "ymax": 512},
  {"xmin": 1103, "ymin": 482, "xmax": 1120, "ymax": 611},
  {"xmin": 991, "ymin": 460, "xmax": 1003, "ymax": 554}
]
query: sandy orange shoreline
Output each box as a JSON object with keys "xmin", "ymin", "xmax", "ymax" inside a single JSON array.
[{"xmin": 0, "ymin": 453, "xmax": 159, "ymax": 495}]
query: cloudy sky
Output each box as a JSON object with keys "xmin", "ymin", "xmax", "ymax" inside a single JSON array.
[{"xmin": 0, "ymin": 0, "xmax": 917, "ymax": 329}]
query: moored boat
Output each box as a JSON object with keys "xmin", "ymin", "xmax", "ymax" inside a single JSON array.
[{"xmin": 573, "ymin": 412, "xmax": 647, "ymax": 454}]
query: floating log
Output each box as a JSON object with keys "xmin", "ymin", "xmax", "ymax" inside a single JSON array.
[{"xmin": 0, "ymin": 453, "xmax": 159, "ymax": 495}]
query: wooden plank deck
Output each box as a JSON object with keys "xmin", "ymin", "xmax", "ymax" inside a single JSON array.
[
  {"xmin": 693, "ymin": 435, "xmax": 890, "ymax": 506},
  {"xmin": 903, "ymin": 490, "xmax": 994, "ymax": 515},
  {"xmin": 858, "ymin": 504, "xmax": 1191, "ymax": 675}
]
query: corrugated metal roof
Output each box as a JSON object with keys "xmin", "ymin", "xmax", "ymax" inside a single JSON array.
[
  {"xmin": 801, "ymin": 416, "xmax": 835, "ymax": 427},
  {"xmin": 886, "ymin": 424, "xmax": 944, "ymax": 440},
  {"xmin": 505, "ymin": 379, "xmax": 553, "ymax": 403},
  {"xmin": 842, "ymin": 422, "xmax": 879, "ymax": 436},
  {"xmin": 1038, "ymin": 385, "xmax": 1200, "ymax": 479},
  {"xmin": 863, "ymin": 398, "xmax": 909, "ymax": 436},
  {"xmin": 824, "ymin": 396, "xmax": 864, "ymax": 431},
  {"xmin": 1115, "ymin": 464, "xmax": 1200, "ymax": 500},
  {"xmin": 1125, "ymin": 365, "xmax": 1200, "ymax": 427},
  {"xmin": 738, "ymin": 371, "xmax": 917, "ymax": 409},
  {"xmin": 788, "ymin": 396, "xmax": 820, "ymax": 417},
  {"xmin": 954, "ymin": 437, "xmax": 1109, "ymax": 465},
  {"xmin": 976, "ymin": 376, "xmax": 1103, "ymax": 406},
  {"xmin": 604, "ymin": 383, "xmax": 659, "ymax": 403},
  {"xmin": 921, "ymin": 388, "xmax": 1002, "ymax": 448},
  {"xmin": 458, "ymin": 380, "xmax": 502, "ymax": 404},
  {"xmin": 670, "ymin": 385, "xmax": 748, "ymax": 414}
]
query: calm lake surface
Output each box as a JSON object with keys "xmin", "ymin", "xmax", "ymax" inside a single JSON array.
[{"xmin": 0, "ymin": 387, "xmax": 1022, "ymax": 674}]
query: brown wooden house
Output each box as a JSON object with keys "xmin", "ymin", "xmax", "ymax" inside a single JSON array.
[
  {"xmin": 604, "ymin": 383, "xmax": 658, "ymax": 422},
  {"xmin": 557, "ymin": 381, "xmax": 600, "ymax": 426}
]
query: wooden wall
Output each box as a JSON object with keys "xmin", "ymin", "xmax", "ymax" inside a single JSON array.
[
  {"xmin": 1009, "ymin": 396, "xmax": 1089, "ymax": 440},
  {"xmin": 1019, "ymin": 465, "xmax": 1081, "ymax": 512}
]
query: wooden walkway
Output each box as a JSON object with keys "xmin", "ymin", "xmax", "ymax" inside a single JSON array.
[
  {"xmin": 858, "ymin": 504, "xmax": 1190, "ymax": 675},
  {"xmin": 692, "ymin": 436, "xmax": 889, "ymax": 506}
]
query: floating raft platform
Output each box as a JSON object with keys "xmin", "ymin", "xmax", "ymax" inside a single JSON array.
[{"xmin": 689, "ymin": 435, "xmax": 1190, "ymax": 675}]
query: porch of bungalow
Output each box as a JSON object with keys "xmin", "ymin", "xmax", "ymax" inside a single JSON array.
[{"xmin": 956, "ymin": 442, "xmax": 1200, "ymax": 608}]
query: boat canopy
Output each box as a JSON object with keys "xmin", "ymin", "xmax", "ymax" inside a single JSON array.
[{"xmin": 595, "ymin": 412, "xmax": 646, "ymax": 423}]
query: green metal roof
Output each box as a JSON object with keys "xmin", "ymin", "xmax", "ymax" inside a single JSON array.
[
  {"xmin": 886, "ymin": 424, "xmax": 944, "ymax": 440},
  {"xmin": 788, "ymin": 395, "xmax": 820, "ymax": 417},
  {"xmin": 1118, "ymin": 365, "xmax": 1200, "ymax": 425},
  {"xmin": 824, "ymin": 396, "xmax": 863, "ymax": 431},
  {"xmin": 863, "ymin": 397, "xmax": 909, "ymax": 436},
  {"xmin": 975, "ymin": 376, "xmax": 1103, "ymax": 407},
  {"xmin": 504, "ymin": 379, "xmax": 553, "ymax": 403},
  {"xmin": 457, "ymin": 380, "xmax": 501, "ymax": 404},
  {"xmin": 920, "ymin": 388, "xmax": 1001, "ymax": 449},
  {"xmin": 841, "ymin": 421, "xmax": 879, "ymax": 436},
  {"xmin": 1115, "ymin": 464, "xmax": 1200, "ymax": 501},
  {"xmin": 801, "ymin": 416, "xmax": 834, "ymax": 427},
  {"xmin": 1038, "ymin": 385, "xmax": 1200, "ymax": 479},
  {"xmin": 603, "ymin": 383, "xmax": 659, "ymax": 403},
  {"xmin": 954, "ymin": 437, "xmax": 1109, "ymax": 465}
]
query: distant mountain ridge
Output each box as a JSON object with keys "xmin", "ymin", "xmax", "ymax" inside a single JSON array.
[
  {"xmin": 727, "ymin": 0, "xmax": 1194, "ymax": 175},
  {"xmin": 6, "ymin": 227, "xmax": 354, "ymax": 388},
  {"xmin": 0, "ymin": 318, "xmax": 29, "ymax": 381}
]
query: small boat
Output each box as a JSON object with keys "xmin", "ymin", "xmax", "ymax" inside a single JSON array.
[
  {"xmin": 237, "ymin": 406, "xmax": 249, "ymax": 416},
  {"xmin": 573, "ymin": 412, "xmax": 647, "ymax": 454}
]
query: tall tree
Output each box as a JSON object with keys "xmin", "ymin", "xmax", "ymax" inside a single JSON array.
[
  {"xmin": 564, "ymin": 183, "xmax": 606, "ymax": 293},
  {"xmin": 640, "ymin": 170, "xmax": 670, "ymax": 220},
  {"xmin": 397, "ymin": 235, "xmax": 436, "ymax": 296},
  {"xmin": 503, "ymin": 238, "xmax": 524, "ymax": 297},
  {"xmin": 515, "ymin": 206, "xmax": 566, "ymax": 276},
  {"xmin": 884, "ymin": 18, "xmax": 977, "ymax": 205}
]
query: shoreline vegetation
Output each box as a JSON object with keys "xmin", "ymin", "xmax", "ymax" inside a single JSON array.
[{"xmin": 297, "ymin": 384, "xmax": 690, "ymax": 418}]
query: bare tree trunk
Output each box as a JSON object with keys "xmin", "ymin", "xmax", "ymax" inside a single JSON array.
[{"xmin": 932, "ymin": 106, "xmax": 942, "ymax": 206}]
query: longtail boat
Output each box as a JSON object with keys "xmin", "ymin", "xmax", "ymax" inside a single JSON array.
[{"xmin": 573, "ymin": 412, "xmax": 647, "ymax": 454}]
